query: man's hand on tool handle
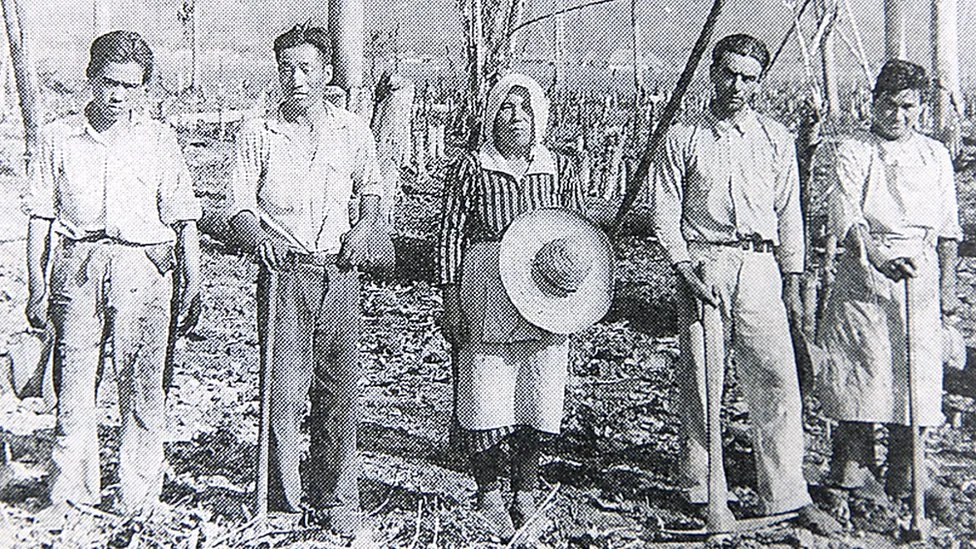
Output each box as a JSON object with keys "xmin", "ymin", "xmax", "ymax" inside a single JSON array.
[
  {"xmin": 676, "ymin": 261, "xmax": 718, "ymax": 308},
  {"xmin": 878, "ymin": 256, "xmax": 917, "ymax": 282}
]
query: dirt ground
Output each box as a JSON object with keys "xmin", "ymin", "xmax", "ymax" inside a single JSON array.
[{"xmin": 0, "ymin": 131, "xmax": 973, "ymax": 548}]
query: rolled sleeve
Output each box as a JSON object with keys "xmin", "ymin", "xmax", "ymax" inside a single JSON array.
[
  {"xmin": 773, "ymin": 131, "xmax": 805, "ymax": 273},
  {"xmin": 353, "ymin": 124, "xmax": 384, "ymax": 198},
  {"xmin": 825, "ymin": 139, "xmax": 870, "ymax": 241},
  {"xmin": 157, "ymin": 129, "xmax": 202, "ymax": 225},
  {"xmin": 27, "ymin": 127, "xmax": 58, "ymax": 219},
  {"xmin": 651, "ymin": 130, "xmax": 691, "ymax": 265},
  {"xmin": 226, "ymin": 119, "xmax": 264, "ymax": 219},
  {"xmin": 936, "ymin": 145, "xmax": 962, "ymax": 240}
]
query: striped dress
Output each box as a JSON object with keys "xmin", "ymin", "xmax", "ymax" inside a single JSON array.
[
  {"xmin": 439, "ymin": 149, "xmax": 586, "ymax": 286},
  {"xmin": 438, "ymin": 146, "xmax": 587, "ymax": 452}
]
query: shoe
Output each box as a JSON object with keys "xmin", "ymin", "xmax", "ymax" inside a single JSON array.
[
  {"xmin": 795, "ymin": 503, "xmax": 844, "ymax": 537},
  {"xmin": 475, "ymin": 489, "xmax": 515, "ymax": 542},
  {"xmin": 924, "ymin": 484, "xmax": 956, "ymax": 525},
  {"xmin": 510, "ymin": 490, "xmax": 538, "ymax": 529}
]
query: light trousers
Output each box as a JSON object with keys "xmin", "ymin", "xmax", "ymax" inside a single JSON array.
[
  {"xmin": 48, "ymin": 238, "xmax": 173, "ymax": 512},
  {"xmin": 675, "ymin": 244, "xmax": 811, "ymax": 514}
]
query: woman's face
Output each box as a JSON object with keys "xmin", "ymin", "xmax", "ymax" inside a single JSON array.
[
  {"xmin": 872, "ymin": 89, "xmax": 923, "ymax": 141},
  {"xmin": 492, "ymin": 90, "xmax": 534, "ymax": 151}
]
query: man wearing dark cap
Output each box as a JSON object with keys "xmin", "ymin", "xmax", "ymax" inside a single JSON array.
[
  {"xmin": 26, "ymin": 31, "xmax": 201, "ymax": 527},
  {"xmin": 817, "ymin": 59, "xmax": 960, "ymax": 516},
  {"xmin": 227, "ymin": 23, "xmax": 386, "ymax": 540},
  {"xmin": 650, "ymin": 33, "xmax": 840, "ymax": 533}
]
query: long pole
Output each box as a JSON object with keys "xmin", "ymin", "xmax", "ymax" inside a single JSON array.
[
  {"xmin": 0, "ymin": 0, "xmax": 38, "ymax": 171},
  {"xmin": 884, "ymin": 0, "xmax": 907, "ymax": 61},
  {"xmin": 702, "ymin": 303, "xmax": 735, "ymax": 531},
  {"xmin": 191, "ymin": 0, "xmax": 200, "ymax": 90},
  {"xmin": 904, "ymin": 279, "xmax": 928, "ymax": 541},
  {"xmin": 613, "ymin": 0, "xmax": 724, "ymax": 230},
  {"xmin": 255, "ymin": 271, "xmax": 276, "ymax": 520},
  {"xmin": 931, "ymin": 0, "xmax": 962, "ymax": 155},
  {"xmin": 330, "ymin": 0, "xmax": 365, "ymax": 112}
]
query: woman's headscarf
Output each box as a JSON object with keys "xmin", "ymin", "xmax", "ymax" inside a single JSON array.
[{"xmin": 482, "ymin": 73, "xmax": 550, "ymax": 147}]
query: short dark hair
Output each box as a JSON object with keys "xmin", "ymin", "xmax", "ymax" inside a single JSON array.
[
  {"xmin": 87, "ymin": 30, "xmax": 154, "ymax": 84},
  {"xmin": 873, "ymin": 59, "xmax": 929, "ymax": 100},
  {"xmin": 712, "ymin": 34, "xmax": 770, "ymax": 74},
  {"xmin": 274, "ymin": 23, "xmax": 332, "ymax": 63}
]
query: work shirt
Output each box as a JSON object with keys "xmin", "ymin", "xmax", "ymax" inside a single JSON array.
[
  {"xmin": 438, "ymin": 143, "xmax": 585, "ymax": 286},
  {"xmin": 28, "ymin": 111, "xmax": 202, "ymax": 244},
  {"xmin": 651, "ymin": 107, "xmax": 804, "ymax": 273},
  {"xmin": 227, "ymin": 103, "xmax": 383, "ymax": 254}
]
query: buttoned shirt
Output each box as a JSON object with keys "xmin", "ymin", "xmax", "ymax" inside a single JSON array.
[
  {"xmin": 438, "ymin": 143, "xmax": 585, "ymax": 285},
  {"xmin": 28, "ymin": 111, "xmax": 202, "ymax": 244},
  {"xmin": 227, "ymin": 103, "xmax": 383, "ymax": 254},
  {"xmin": 651, "ymin": 108, "xmax": 805, "ymax": 273}
]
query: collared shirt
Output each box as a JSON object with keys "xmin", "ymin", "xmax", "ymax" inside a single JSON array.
[
  {"xmin": 651, "ymin": 107, "xmax": 805, "ymax": 273},
  {"xmin": 227, "ymin": 102, "xmax": 383, "ymax": 254},
  {"xmin": 438, "ymin": 143, "xmax": 585, "ymax": 285},
  {"xmin": 28, "ymin": 110, "xmax": 201, "ymax": 244},
  {"xmin": 826, "ymin": 130, "xmax": 962, "ymax": 244}
]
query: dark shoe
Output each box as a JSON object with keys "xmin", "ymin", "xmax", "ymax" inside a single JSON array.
[
  {"xmin": 509, "ymin": 490, "xmax": 538, "ymax": 529},
  {"xmin": 795, "ymin": 503, "xmax": 844, "ymax": 537},
  {"xmin": 475, "ymin": 489, "xmax": 515, "ymax": 541}
]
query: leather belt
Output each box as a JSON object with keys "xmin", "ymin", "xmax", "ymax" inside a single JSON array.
[
  {"xmin": 717, "ymin": 238, "xmax": 775, "ymax": 253},
  {"xmin": 288, "ymin": 251, "xmax": 339, "ymax": 267}
]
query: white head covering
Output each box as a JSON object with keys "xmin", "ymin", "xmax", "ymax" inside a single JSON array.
[{"xmin": 482, "ymin": 73, "xmax": 550, "ymax": 147}]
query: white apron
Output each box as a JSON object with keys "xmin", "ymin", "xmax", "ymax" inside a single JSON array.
[{"xmin": 455, "ymin": 242, "xmax": 569, "ymax": 433}]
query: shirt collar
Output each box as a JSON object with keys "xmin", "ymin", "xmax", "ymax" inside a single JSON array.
[
  {"xmin": 80, "ymin": 107, "xmax": 146, "ymax": 145},
  {"xmin": 266, "ymin": 100, "xmax": 347, "ymax": 137},
  {"xmin": 477, "ymin": 143, "xmax": 556, "ymax": 179},
  {"xmin": 704, "ymin": 105, "xmax": 760, "ymax": 137}
]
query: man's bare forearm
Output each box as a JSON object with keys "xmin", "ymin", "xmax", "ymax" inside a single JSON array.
[
  {"xmin": 26, "ymin": 216, "xmax": 53, "ymax": 298},
  {"xmin": 938, "ymin": 237, "xmax": 958, "ymax": 301},
  {"xmin": 175, "ymin": 221, "xmax": 200, "ymax": 284}
]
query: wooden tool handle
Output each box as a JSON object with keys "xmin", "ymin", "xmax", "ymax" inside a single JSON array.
[
  {"xmin": 702, "ymin": 302, "xmax": 735, "ymax": 531},
  {"xmin": 904, "ymin": 277, "xmax": 928, "ymax": 541},
  {"xmin": 255, "ymin": 270, "xmax": 276, "ymax": 520}
]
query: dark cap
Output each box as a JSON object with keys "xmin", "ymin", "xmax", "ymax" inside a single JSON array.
[{"xmin": 873, "ymin": 59, "xmax": 929, "ymax": 98}]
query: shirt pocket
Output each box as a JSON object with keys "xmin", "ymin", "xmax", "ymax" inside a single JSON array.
[{"xmin": 59, "ymin": 148, "xmax": 104, "ymax": 224}]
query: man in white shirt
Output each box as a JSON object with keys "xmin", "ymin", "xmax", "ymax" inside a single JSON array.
[
  {"xmin": 227, "ymin": 23, "xmax": 385, "ymax": 540},
  {"xmin": 27, "ymin": 30, "xmax": 201, "ymax": 526},
  {"xmin": 651, "ymin": 33, "xmax": 839, "ymax": 534}
]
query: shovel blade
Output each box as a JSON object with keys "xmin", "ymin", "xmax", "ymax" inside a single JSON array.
[{"xmin": 662, "ymin": 511, "xmax": 799, "ymax": 537}]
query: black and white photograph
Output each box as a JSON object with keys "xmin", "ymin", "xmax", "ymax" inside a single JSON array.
[{"xmin": 0, "ymin": 0, "xmax": 974, "ymax": 547}]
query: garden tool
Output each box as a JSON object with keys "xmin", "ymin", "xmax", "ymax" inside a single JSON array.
[
  {"xmin": 664, "ymin": 301, "xmax": 797, "ymax": 536},
  {"xmin": 901, "ymin": 277, "xmax": 929, "ymax": 542},
  {"xmin": 255, "ymin": 270, "xmax": 276, "ymax": 520}
]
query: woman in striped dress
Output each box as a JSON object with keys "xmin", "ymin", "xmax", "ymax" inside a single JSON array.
[{"xmin": 438, "ymin": 74, "xmax": 587, "ymax": 539}]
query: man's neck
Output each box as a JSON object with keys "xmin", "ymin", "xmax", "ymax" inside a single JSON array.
[
  {"xmin": 282, "ymin": 99, "xmax": 326, "ymax": 128},
  {"xmin": 709, "ymin": 101, "xmax": 749, "ymax": 123},
  {"xmin": 86, "ymin": 102, "xmax": 121, "ymax": 134}
]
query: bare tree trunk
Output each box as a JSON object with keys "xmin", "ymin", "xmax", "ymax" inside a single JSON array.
[
  {"xmin": 553, "ymin": 0, "xmax": 565, "ymax": 91},
  {"xmin": 630, "ymin": 0, "xmax": 642, "ymax": 96},
  {"xmin": 1, "ymin": 0, "xmax": 39, "ymax": 171},
  {"xmin": 818, "ymin": 0, "xmax": 840, "ymax": 119},
  {"xmin": 931, "ymin": 0, "xmax": 962, "ymax": 155},
  {"xmin": 330, "ymin": 0, "xmax": 366, "ymax": 114},
  {"xmin": 191, "ymin": 0, "xmax": 201, "ymax": 91},
  {"xmin": 93, "ymin": 0, "xmax": 111, "ymax": 35},
  {"xmin": 884, "ymin": 0, "xmax": 907, "ymax": 61},
  {"xmin": 371, "ymin": 75, "xmax": 414, "ymax": 222}
]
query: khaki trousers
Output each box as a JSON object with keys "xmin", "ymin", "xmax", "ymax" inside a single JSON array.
[
  {"xmin": 676, "ymin": 244, "xmax": 811, "ymax": 514},
  {"xmin": 47, "ymin": 238, "xmax": 173, "ymax": 512},
  {"xmin": 257, "ymin": 264, "xmax": 361, "ymax": 528}
]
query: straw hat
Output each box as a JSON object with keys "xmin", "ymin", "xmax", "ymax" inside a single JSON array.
[{"xmin": 499, "ymin": 208, "xmax": 614, "ymax": 334}]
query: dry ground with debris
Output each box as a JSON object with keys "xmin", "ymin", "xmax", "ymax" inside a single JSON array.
[{"xmin": 0, "ymin": 129, "xmax": 972, "ymax": 548}]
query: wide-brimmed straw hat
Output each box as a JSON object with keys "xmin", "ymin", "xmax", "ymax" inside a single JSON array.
[{"xmin": 499, "ymin": 208, "xmax": 613, "ymax": 334}]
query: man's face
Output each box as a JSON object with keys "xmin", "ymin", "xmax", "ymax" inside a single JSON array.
[
  {"xmin": 872, "ymin": 89, "xmax": 922, "ymax": 141},
  {"xmin": 492, "ymin": 91, "xmax": 534, "ymax": 151},
  {"xmin": 278, "ymin": 43, "xmax": 331, "ymax": 110},
  {"xmin": 710, "ymin": 52, "xmax": 763, "ymax": 115},
  {"xmin": 90, "ymin": 61, "xmax": 145, "ymax": 123}
]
